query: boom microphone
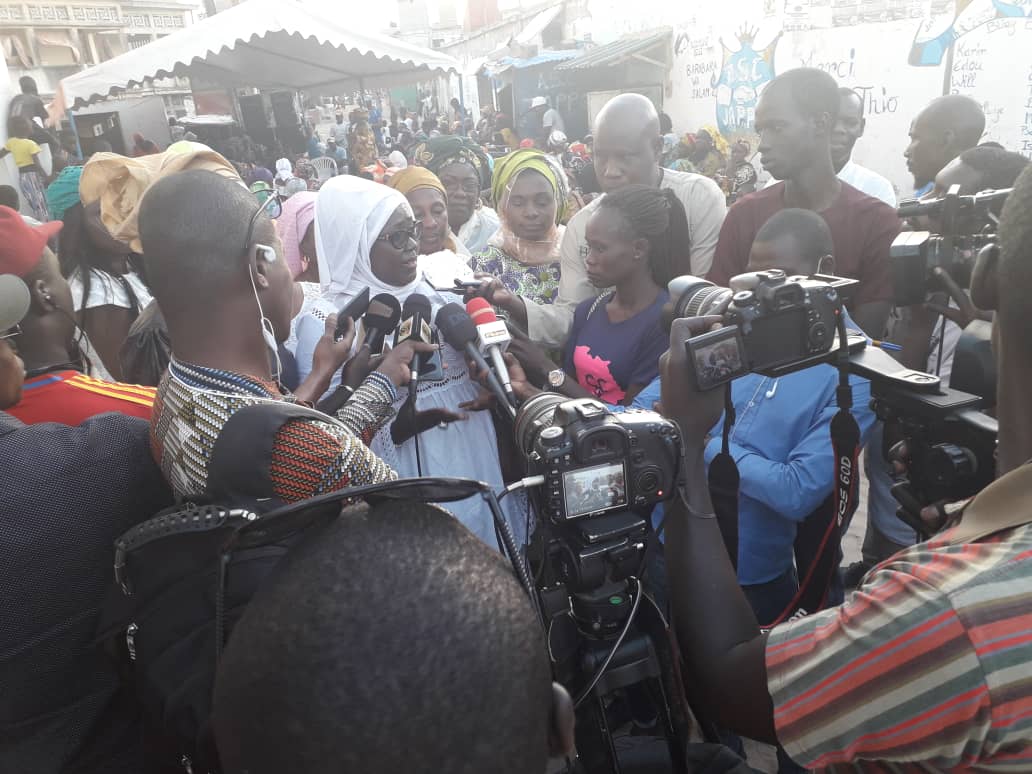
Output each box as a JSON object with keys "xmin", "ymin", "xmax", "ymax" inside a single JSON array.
[
  {"xmin": 436, "ymin": 303, "xmax": 516, "ymax": 419},
  {"xmin": 395, "ymin": 294, "xmax": 433, "ymax": 399},
  {"xmin": 362, "ymin": 294, "xmax": 402, "ymax": 355},
  {"xmin": 466, "ymin": 297, "xmax": 517, "ymax": 408}
]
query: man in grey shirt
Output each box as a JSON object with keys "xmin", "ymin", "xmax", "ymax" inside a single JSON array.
[{"xmin": 477, "ymin": 93, "xmax": 727, "ymax": 348}]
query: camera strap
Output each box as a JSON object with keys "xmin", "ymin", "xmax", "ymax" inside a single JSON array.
[{"xmin": 707, "ymin": 384, "xmax": 740, "ymax": 570}]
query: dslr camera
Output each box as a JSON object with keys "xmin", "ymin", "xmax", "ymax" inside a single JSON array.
[
  {"xmin": 515, "ymin": 394, "xmax": 680, "ymax": 524},
  {"xmin": 668, "ymin": 270, "xmax": 856, "ymax": 391},
  {"xmin": 891, "ymin": 184, "xmax": 1011, "ymax": 306}
]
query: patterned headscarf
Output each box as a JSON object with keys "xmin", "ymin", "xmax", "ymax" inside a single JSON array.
[
  {"xmin": 485, "ymin": 149, "xmax": 567, "ymax": 267},
  {"xmin": 491, "ymin": 148, "xmax": 568, "ymax": 224},
  {"xmin": 698, "ymin": 125, "xmax": 730, "ymax": 159},
  {"xmin": 412, "ymin": 135, "xmax": 491, "ymax": 191}
]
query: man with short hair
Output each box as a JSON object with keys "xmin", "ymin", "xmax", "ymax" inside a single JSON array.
[
  {"xmin": 832, "ymin": 87, "xmax": 896, "ymax": 206},
  {"xmin": 904, "ymin": 93, "xmax": 985, "ymax": 197},
  {"xmin": 138, "ymin": 170, "xmax": 427, "ymax": 503},
  {"xmin": 0, "ymin": 271, "xmax": 172, "ymax": 773},
  {"xmin": 213, "ymin": 500, "xmax": 576, "ymax": 774},
  {"xmin": 0, "ymin": 207, "xmax": 155, "ymax": 424},
  {"xmin": 661, "ymin": 162, "xmax": 1032, "ymax": 771},
  {"xmin": 481, "ymin": 93, "xmax": 727, "ymax": 349},
  {"xmin": 708, "ymin": 68, "xmax": 900, "ymax": 337}
]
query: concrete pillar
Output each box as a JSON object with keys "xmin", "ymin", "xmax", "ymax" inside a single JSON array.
[{"xmin": 0, "ymin": 52, "xmax": 18, "ymax": 196}]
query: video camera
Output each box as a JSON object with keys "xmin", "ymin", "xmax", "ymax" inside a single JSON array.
[
  {"xmin": 891, "ymin": 184, "xmax": 1011, "ymax": 306},
  {"xmin": 669, "ymin": 270, "xmax": 856, "ymax": 391},
  {"xmin": 666, "ymin": 271, "xmax": 999, "ymax": 529}
]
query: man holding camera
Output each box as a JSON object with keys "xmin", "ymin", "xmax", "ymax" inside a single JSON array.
[
  {"xmin": 709, "ymin": 68, "xmax": 900, "ymax": 338},
  {"xmin": 662, "ymin": 165, "xmax": 1032, "ymax": 770}
]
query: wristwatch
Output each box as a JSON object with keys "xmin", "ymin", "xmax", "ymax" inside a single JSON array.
[{"xmin": 546, "ymin": 368, "xmax": 566, "ymax": 390}]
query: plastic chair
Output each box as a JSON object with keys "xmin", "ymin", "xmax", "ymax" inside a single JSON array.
[{"xmin": 311, "ymin": 156, "xmax": 338, "ymax": 182}]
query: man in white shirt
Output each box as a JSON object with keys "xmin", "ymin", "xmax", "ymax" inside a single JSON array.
[
  {"xmin": 832, "ymin": 88, "xmax": 897, "ymax": 206},
  {"xmin": 542, "ymin": 103, "xmax": 565, "ymax": 138},
  {"xmin": 477, "ymin": 93, "xmax": 727, "ymax": 348}
]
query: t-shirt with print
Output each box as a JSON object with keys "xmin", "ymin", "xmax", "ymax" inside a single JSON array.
[
  {"xmin": 708, "ymin": 181, "xmax": 900, "ymax": 309},
  {"xmin": 564, "ymin": 291, "xmax": 669, "ymax": 405}
]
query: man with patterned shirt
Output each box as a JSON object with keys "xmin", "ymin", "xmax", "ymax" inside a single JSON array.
[
  {"xmin": 659, "ymin": 164, "xmax": 1032, "ymax": 769},
  {"xmin": 138, "ymin": 170, "xmax": 432, "ymax": 503}
]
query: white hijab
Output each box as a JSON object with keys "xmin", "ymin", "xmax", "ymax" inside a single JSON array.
[
  {"xmin": 275, "ymin": 157, "xmax": 293, "ymax": 181},
  {"xmin": 315, "ymin": 175, "xmax": 421, "ymax": 306}
]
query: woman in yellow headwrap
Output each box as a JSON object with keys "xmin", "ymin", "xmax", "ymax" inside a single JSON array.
[
  {"xmin": 386, "ymin": 166, "xmax": 467, "ymax": 257},
  {"xmin": 689, "ymin": 125, "xmax": 729, "ymax": 182},
  {"xmin": 469, "ymin": 148, "xmax": 567, "ymax": 308},
  {"xmin": 387, "ymin": 165, "xmax": 474, "ymax": 288}
]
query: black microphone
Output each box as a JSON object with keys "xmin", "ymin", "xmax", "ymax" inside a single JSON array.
[
  {"xmin": 394, "ymin": 293, "xmax": 433, "ymax": 400},
  {"xmin": 362, "ymin": 294, "xmax": 401, "ymax": 355},
  {"xmin": 436, "ymin": 303, "xmax": 516, "ymax": 419}
]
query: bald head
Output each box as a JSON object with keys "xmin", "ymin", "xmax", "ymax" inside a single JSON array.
[
  {"xmin": 592, "ymin": 94, "xmax": 663, "ymax": 192},
  {"xmin": 905, "ymin": 94, "xmax": 985, "ymax": 189}
]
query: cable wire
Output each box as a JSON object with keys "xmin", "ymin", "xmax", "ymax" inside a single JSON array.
[{"xmin": 573, "ymin": 576, "xmax": 643, "ymax": 709}]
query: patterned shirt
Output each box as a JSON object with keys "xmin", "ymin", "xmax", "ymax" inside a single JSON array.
[
  {"xmin": 469, "ymin": 245, "xmax": 561, "ymax": 307},
  {"xmin": 151, "ymin": 359, "xmax": 397, "ymax": 502},
  {"xmin": 766, "ymin": 470, "xmax": 1032, "ymax": 771}
]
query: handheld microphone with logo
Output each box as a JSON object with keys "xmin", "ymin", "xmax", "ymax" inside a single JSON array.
[
  {"xmin": 465, "ymin": 297, "xmax": 517, "ymax": 408},
  {"xmin": 395, "ymin": 293, "xmax": 433, "ymax": 400},
  {"xmin": 436, "ymin": 303, "xmax": 516, "ymax": 419},
  {"xmin": 361, "ymin": 294, "xmax": 402, "ymax": 355}
]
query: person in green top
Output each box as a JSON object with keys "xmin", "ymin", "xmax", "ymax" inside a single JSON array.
[{"xmin": 469, "ymin": 148, "xmax": 568, "ymax": 308}]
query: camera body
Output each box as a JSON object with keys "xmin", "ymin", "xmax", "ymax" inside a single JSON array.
[
  {"xmin": 671, "ymin": 270, "xmax": 848, "ymax": 391},
  {"xmin": 891, "ymin": 185, "xmax": 1010, "ymax": 306},
  {"xmin": 516, "ymin": 395, "xmax": 681, "ymax": 524}
]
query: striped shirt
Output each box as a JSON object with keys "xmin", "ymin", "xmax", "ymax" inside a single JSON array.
[
  {"xmin": 6, "ymin": 369, "xmax": 155, "ymax": 425},
  {"xmin": 766, "ymin": 475, "xmax": 1032, "ymax": 771},
  {"xmin": 151, "ymin": 359, "xmax": 397, "ymax": 503}
]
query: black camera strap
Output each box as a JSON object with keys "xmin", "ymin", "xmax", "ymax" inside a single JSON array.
[{"xmin": 707, "ymin": 384, "xmax": 740, "ymax": 570}]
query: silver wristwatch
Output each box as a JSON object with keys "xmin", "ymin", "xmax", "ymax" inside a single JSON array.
[{"xmin": 546, "ymin": 368, "xmax": 566, "ymax": 390}]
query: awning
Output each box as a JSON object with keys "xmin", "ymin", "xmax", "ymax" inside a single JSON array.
[
  {"xmin": 555, "ymin": 29, "xmax": 671, "ymax": 72},
  {"xmin": 481, "ymin": 48, "xmax": 579, "ymax": 78},
  {"xmin": 58, "ymin": 0, "xmax": 459, "ymax": 110},
  {"xmin": 513, "ymin": 4, "xmax": 562, "ymax": 47}
]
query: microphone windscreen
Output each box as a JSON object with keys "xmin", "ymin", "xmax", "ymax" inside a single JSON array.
[
  {"xmin": 465, "ymin": 296, "xmax": 499, "ymax": 326},
  {"xmin": 365, "ymin": 294, "xmax": 402, "ymax": 329},
  {"xmin": 397, "ymin": 293, "xmax": 433, "ymax": 345},
  {"xmin": 402, "ymin": 293, "xmax": 432, "ymax": 320},
  {"xmin": 435, "ymin": 303, "xmax": 477, "ymax": 349}
]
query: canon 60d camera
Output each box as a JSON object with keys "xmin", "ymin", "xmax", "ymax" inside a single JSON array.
[{"xmin": 668, "ymin": 270, "xmax": 856, "ymax": 390}]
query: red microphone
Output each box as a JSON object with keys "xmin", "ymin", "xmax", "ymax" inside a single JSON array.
[{"xmin": 465, "ymin": 297, "xmax": 516, "ymax": 407}]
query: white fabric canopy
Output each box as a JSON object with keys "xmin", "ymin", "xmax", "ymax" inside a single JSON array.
[{"xmin": 58, "ymin": 0, "xmax": 459, "ymax": 109}]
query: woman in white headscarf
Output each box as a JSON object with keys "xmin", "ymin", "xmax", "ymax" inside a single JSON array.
[
  {"xmin": 274, "ymin": 157, "xmax": 294, "ymax": 197},
  {"xmin": 314, "ymin": 175, "xmax": 520, "ymax": 547}
]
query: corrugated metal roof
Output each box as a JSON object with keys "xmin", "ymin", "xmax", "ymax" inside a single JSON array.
[
  {"xmin": 555, "ymin": 29, "xmax": 671, "ymax": 71},
  {"xmin": 481, "ymin": 48, "xmax": 580, "ymax": 77}
]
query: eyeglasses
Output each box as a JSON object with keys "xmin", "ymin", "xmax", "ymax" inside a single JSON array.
[
  {"xmin": 377, "ymin": 221, "xmax": 423, "ymax": 250},
  {"xmin": 243, "ymin": 194, "xmax": 282, "ymax": 254},
  {"xmin": 0, "ymin": 324, "xmax": 21, "ymax": 341},
  {"xmin": 443, "ymin": 179, "xmax": 481, "ymax": 196}
]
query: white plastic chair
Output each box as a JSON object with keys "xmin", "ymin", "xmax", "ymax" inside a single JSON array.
[{"xmin": 312, "ymin": 156, "xmax": 338, "ymax": 182}]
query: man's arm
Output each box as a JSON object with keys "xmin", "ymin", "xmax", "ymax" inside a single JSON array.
[
  {"xmin": 686, "ymin": 176, "xmax": 728, "ymax": 277},
  {"xmin": 334, "ymin": 371, "xmax": 398, "ymax": 445},
  {"xmin": 660, "ymin": 318, "xmax": 777, "ymax": 742},
  {"xmin": 524, "ymin": 206, "xmax": 597, "ymax": 348}
]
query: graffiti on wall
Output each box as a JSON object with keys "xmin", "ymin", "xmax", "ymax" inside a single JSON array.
[
  {"xmin": 910, "ymin": 0, "xmax": 1032, "ymax": 66},
  {"xmin": 711, "ymin": 26, "xmax": 781, "ymax": 135}
]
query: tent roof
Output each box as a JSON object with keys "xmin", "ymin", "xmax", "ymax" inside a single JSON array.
[{"xmin": 59, "ymin": 0, "xmax": 459, "ymax": 109}]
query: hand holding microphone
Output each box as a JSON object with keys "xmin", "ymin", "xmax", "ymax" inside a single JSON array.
[
  {"xmin": 436, "ymin": 302, "xmax": 516, "ymax": 419},
  {"xmin": 466, "ymin": 297, "xmax": 518, "ymax": 408}
]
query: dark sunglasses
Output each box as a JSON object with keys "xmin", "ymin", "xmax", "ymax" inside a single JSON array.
[
  {"xmin": 377, "ymin": 221, "xmax": 423, "ymax": 250},
  {"xmin": 242, "ymin": 194, "xmax": 282, "ymax": 253}
]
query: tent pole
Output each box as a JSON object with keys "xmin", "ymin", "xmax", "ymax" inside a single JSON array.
[{"xmin": 68, "ymin": 111, "xmax": 84, "ymax": 160}]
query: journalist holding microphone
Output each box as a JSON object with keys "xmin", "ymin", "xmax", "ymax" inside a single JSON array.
[{"xmin": 659, "ymin": 165, "xmax": 1032, "ymax": 770}]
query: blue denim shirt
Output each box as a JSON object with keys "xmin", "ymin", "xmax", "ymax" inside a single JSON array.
[{"xmin": 615, "ymin": 313, "xmax": 876, "ymax": 584}]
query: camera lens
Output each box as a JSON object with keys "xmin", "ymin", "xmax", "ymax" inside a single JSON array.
[
  {"xmin": 514, "ymin": 392, "xmax": 568, "ymax": 456},
  {"xmin": 669, "ymin": 276, "xmax": 734, "ymax": 318}
]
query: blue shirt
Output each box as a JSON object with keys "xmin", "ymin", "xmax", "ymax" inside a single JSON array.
[{"xmin": 616, "ymin": 313, "xmax": 876, "ymax": 583}]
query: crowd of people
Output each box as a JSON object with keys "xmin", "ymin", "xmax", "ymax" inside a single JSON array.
[{"xmin": 3, "ymin": 62, "xmax": 1032, "ymax": 774}]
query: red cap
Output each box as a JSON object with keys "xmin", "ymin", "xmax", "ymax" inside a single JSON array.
[
  {"xmin": 465, "ymin": 296, "xmax": 498, "ymax": 325},
  {"xmin": 0, "ymin": 206, "xmax": 63, "ymax": 277}
]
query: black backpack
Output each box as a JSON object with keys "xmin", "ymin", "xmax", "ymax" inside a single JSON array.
[{"xmin": 97, "ymin": 402, "xmax": 342, "ymax": 773}]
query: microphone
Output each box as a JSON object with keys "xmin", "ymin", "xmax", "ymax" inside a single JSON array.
[
  {"xmin": 465, "ymin": 297, "xmax": 517, "ymax": 408},
  {"xmin": 395, "ymin": 293, "xmax": 433, "ymax": 399},
  {"xmin": 436, "ymin": 303, "xmax": 516, "ymax": 419},
  {"xmin": 362, "ymin": 294, "xmax": 402, "ymax": 355}
]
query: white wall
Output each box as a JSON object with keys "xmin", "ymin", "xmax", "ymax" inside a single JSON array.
[{"xmin": 585, "ymin": 0, "xmax": 1032, "ymax": 198}]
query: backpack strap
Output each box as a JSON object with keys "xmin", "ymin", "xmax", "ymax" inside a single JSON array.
[
  {"xmin": 206, "ymin": 401, "xmax": 337, "ymax": 509},
  {"xmin": 586, "ymin": 292, "xmax": 612, "ymax": 321}
]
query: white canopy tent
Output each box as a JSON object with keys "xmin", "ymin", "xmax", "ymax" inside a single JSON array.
[{"xmin": 58, "ymin": 0, "xmax": 459, "ymax": 110}]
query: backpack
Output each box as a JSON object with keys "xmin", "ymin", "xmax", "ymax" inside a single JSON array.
[{"xmin": 97, "ymin": 402, "xmax": 342, "ymax": 773}]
